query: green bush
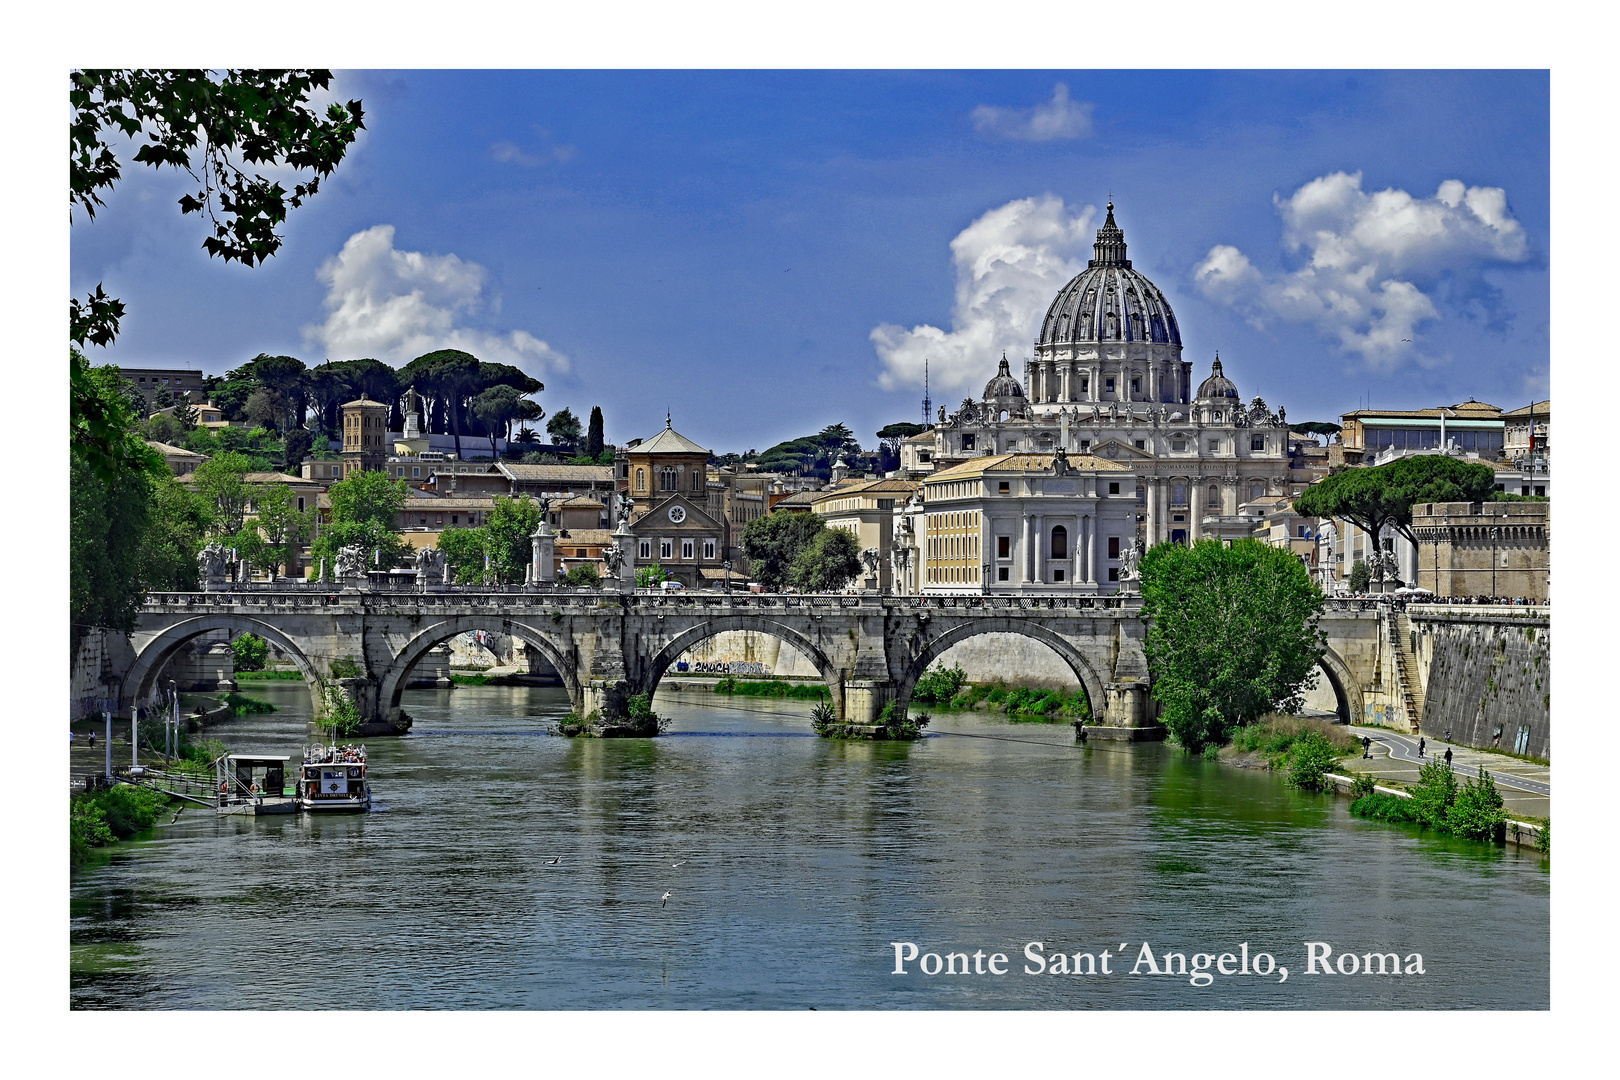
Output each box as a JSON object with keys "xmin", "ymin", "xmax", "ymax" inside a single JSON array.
[
  {"xmin": 328, "ymin": 657, "xmax": 364, "ymax": 680},
  {"xmin": 234, "ymin": 670, "xmax": 304, "ymax": 680},
  {"xmin": 73, "ymin": 784, "xmax": 172, "ymax": 863},
  {"xmin": 810, "ymin": 700, "xmax": 837, "ymax": 736},
  {"xmin": 223, "ymin": 692, "xmax": 275, "ymax": 715},
  {"xmin": 317, "ymin": 679, "xmax": 365, "ymax": 737},
  {"xmin": 563, "ymin": 564, "xmax": 602, "ymax": 588},
  {"xmin": 231, "ymin": 633, "xmax": 269, "ymax": 672},
  {"xmin": 1350, "ymin": 793, "xmax": 1422, "ymax": 824},
  {"xmin": 1348, "ymin": 560, "xmax": 1371, "ymax": 592},
  {"xmin": 713, "ymin": 676, "xmax": 739, "ymax": 694},
  {"xmin": 1350, "ymin": 772, "xmax": 1378, "ymax": 798},
  {"xmin": 913, "ymin": 663, "xmax": 967, "ymax": 704},
  {"xmin": 1448, "ymin": 767, "xmax": 1507, "ymax": 842},
  {"xmin": 1286, "ymin": 730, "xmax": 1343, "ymax": 790},
  {"xmin": 1409, "ymin": 759, "xmax": 1460, "ymax": 831},
  {"xmin": 70, "ymin": 798, "xmax": 115, "ymax": 865}
]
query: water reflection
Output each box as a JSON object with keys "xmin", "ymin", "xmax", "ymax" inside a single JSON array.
[{"xmin": 70, "ymin": 682, "xmax": 1548, "ymax": 1010}]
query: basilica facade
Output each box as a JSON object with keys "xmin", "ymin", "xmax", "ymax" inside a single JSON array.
[{"xmin": 900, "ymin": 203, "xmax": 1295, "ymax": 570}]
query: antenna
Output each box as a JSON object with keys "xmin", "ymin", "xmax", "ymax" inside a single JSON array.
[{"xmin": 922, "ymin": 359, "xmax": 932, "ymax": 426}]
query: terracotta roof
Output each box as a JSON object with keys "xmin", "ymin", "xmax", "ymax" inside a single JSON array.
[
  {"xmin": 810, "ymin": 479, "xmax": 920, "ymax": 506},
  {"xmin": 1501, "ymin": 400, "xmax": 1551, "ymax": 418},
  {"xmin": 773, "ymin": 490, "xmax": 822, "ymax": 507},
  {"xmin": 903, "ymin": 431, "xmax": 937, "ymax": 444},
  {"xmin": 927, "ymin": 453, "xmax": 1130, "ymax": 479},
  {"xmin": 497, "ymin": 463, "xmax": 614, "ymax": 482},
  {"xmin": 146, "ymin": 440, "xmax": 205, "ymax": 457},
  {"xmin": 628, "ymin": 422, "xmax": 710, "ymax": 456},
  {"xmin": 558, "ymin": 495, "xmax": 604, "ymax": 508},
  {"xmin": 340, "ymin": 396, "xmax": 391, "ymax": 409},
  {"xmin": 551, "ymin": 528, "xmax": 614, "ymax": 545}
]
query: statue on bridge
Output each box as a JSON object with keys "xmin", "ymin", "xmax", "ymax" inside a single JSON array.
[
  {"xmin": 197, "ymin": 542, "xmax": 227, "ymax": 585},
  {"xmin": 614, "ymin": 492, "xmax": 634, "ymax": 527},
  {"xmin": 602, "ymin": 543, "xmax": 625, "ymax": 578},
  {"xmin": 414, "ymin": 546, "xmax": 446, "ymax": 581},
  {"xmin": 1120, "ymin": 539, "xmax": 1143, "ymax": 582},
  {"xmin": 335, "ymin": 544, "xmax": 367, "ymax": 582}
]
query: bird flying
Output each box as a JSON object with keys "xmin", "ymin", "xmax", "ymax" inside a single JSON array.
[{"xmin": 661, "ymin": 891, "xmax": 671, "ymax": 908}]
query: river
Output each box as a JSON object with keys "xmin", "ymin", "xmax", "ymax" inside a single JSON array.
[{"xmin": 70, "ymin": 682, "xmax": 1549, "ymax": 1009}]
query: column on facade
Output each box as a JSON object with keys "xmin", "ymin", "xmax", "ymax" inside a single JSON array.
[
  {"xmin": 1071, "ymin": 514, "xmax": 1083, "ymax": 586},
  {"xmin": 1144, "ymin": 476, "xmax": 1157, "ymax": 548},
  {"xmin": 1021, "ymin": 515, "xmax": 1033, "ymax": 583},
  {"xmin": 1188, "ymin": 477, "xmax": 1202, "ymax": 542},
  {"xmin": 1085, "ymin": 511, "xmax": 1097, "ymax": 585},
  {"xmin": 1033, "ymin": 513, "xmax": 1044, "ymax": 584}
]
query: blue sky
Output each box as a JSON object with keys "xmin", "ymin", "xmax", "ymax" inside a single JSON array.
[{"xmin": 70, "ymin": 69, "xmax": 1548, "ymax": 454}]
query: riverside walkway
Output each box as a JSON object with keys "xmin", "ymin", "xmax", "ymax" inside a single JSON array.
[{"xmin": 1345, "ymin": 725, "xmax": 1550, "ymax": 819}]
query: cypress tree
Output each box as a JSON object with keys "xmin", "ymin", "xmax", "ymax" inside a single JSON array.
[{"xmin": 587, "ymin": 406, "xmax": 605, "ymax": 458}]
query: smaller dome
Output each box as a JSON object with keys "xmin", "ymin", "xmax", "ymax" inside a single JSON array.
[
  {"xmin": 1196, "ymin": 355, "xmax": 1239, "ymax": 400},
  {"xmin": 982, "ymin": 354, "xmax": 1025, "ymax": 402}
]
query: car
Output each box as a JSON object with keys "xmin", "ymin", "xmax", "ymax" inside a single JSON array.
[{"xmin": 660, "ymin": 579, "xmax": 686, "ymax": 591}]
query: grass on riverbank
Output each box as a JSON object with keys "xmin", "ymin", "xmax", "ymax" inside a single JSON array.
[
  {"xmin": 1210, "ymin": 716, "xmax": 1359, "ymax": 790},
  {"xmin": 908, "ymin": 664, "xmax": 1090, "ymax": 724},
  {"xmin": 233, "ymin": 670, "xmax": 305, "ymax": 680},
  {"xmin": 713, "ymin": 677, "xmax": 830, "ymax": 701},
  {"xmin": 222, "ymin": 693, "xmax": 276, "ymax": 715}
]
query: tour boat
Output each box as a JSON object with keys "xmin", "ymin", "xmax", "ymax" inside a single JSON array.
[{"xmin": 298, "ymin": 744, "xmax": 373, "ymax": 812}]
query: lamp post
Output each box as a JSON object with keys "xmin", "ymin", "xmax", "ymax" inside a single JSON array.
[
  {"xmin": 723, "ymin": 559, "xmax": 732, "ymax": 595},
  {"xmin": 982, "ymin": 561, "xmax": 991, "ymax": 597}
]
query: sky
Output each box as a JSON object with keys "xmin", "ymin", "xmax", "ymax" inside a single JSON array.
[{"xmin": 69, "ymin": 69, "xmax": 1549, "ymax": 455}]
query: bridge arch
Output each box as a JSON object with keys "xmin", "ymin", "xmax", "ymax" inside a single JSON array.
[
  {"xmin": 124, "ymin": 614, "xmax": 323, "ymax": 708},
  {"xmin": 378, "ymin": 616, "xmax": 581, "ymax": 716},
  {"xmin": 637, "ymin": 617, "xmax": 845, "ymax": 715},
  {"xmin": 895, "ymin": 618, "xmax": 1109, "ymax": 718},
  {"xmin": 1314, "ymin": 644, "xmax": 1362, "ymax": 724}
]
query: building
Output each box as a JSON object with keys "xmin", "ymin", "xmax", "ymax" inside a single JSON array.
[
  {"xmin": 1340, "ymin": 399, "xmax": 1505, "ymax": 460},
  {"xmin": 498, "ymin": 462, "xmax": 617, "ymax": 502},
  {"xmin": 122, "ymin": 367, "xmax": 207, "ymax": 403},
  {"xmin": 618, "ymin": 418, "xmax": 729, "ymax": 589},
  {"xmin": 1410, "ymin": 500, "xmax": 1549, "ymax": 600},
  {"xmin": 908, "ymin": 203, "xmax": 1293, "ymax": 551},
  {"xmin": 911, "ymin": 451, "xmax": 1137, "ymax": 595},
  {"xmin": 146, "ymin": 439, "xmax": 207, "ymax": 477},
  {"xmin": 1246, "ymin": 495, "xmax": 1322, "ymax": 569},
  {"xmin": 339, "ymin": 394, "xmax": 391, "ymax": 478},
  {"xmin": 808, "ymin": 478, "xmax": 919, "ymax": 590},
  {"xmin": 1503, "ymin": 400, "xmax": 1550, "ymax": 462}
]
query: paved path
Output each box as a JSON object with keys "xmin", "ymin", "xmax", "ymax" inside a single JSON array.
[{"xmin": 1344, "ymin": 725, "xmax": 1549, "ymax": 818}]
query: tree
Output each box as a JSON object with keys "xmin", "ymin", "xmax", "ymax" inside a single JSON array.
[
  {"xmin": 399, "ymin": 350, "xmax": 480, "ymax": 458},
  {"xmin": 1290, "ymin": 421, "xmax": 1342, "ymax": 439},
  {"xmin": 137, "ymin": 472, "xmax": 210, "ymax": 591},
  {"xmin": 249, "ymin": 354, "xmax": 309, "ymax": 431},
  {"xmin": 547, "ymin": 407, "xmax": 583, "ymax": 452},
  {"xmin": 244, "ymin": 387, "xmax": 280, "ymax": 431},
  {"xmin": 192, "ymin": 451, "xmax": 256, "ymax": 535},
  {"xmin": 71, "ymin": 352, "xmax": 165, "ymax": 652},
  {"xmin": 1348, "ymin": 560, "xmax": 1371, "ymax": 593},
  {"xmin": 1293, "ymin": 455, "xmax": 1497, "ymax": 550},
  {"xmin": 232, "ymin": 633, "xmax": 269, "ymax": 672},
  {"xmin": 282, "ymin": 429, "xmax": 315, "ymax": 473},
  {"xmin": 436, "ymin": 528, "xmax": 488, "ymax": 585},
  {"xmin": 313, "ymin": 469, "xmax": 409, "ymax": 570},
  {"xmin": 1139, "ymin": 539, "xmax": 1327, "ymax": 752},
  {"xmin": 473, "ymin": 385, "xmax": 542, "ymax": 458},
  {"xmin": 482, "ymin": 496, "xmax": 542, "ymax": 583},
  {"xmin": 563, "ymin": 564, "xmax": 602, "ymax": 588},
  {"xmin": 740, "ymin": 512, "xmax": 828, "ymax": 591},
  {"xmin": 253, "ymin": 483, "xmax": 316, "ymax": 577},
  {"xmin": 792, "ymin": 527, "xmax": 864, "ymax": 592},
  {"xmin": 71, "ymin": 69, "xmax": 364, "ymax": 349},
  {"xmin": 876, "ymin": 421, "xmax": 927, "ymax": 456},
  {"xmin": 636, "ymin": 564, "xmax": 670, "ymax": 588},
  {"xmin": 587, "ymin": 406, "xmax": 605, "ymax": 458}
]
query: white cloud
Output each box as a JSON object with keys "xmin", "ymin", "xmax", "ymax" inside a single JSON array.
[
  {"xmin": 303, "ymin": 225, "xmax": 569, "ymax": 374},
  {"xmin": 490, "ymin": 138, "xmax": 577, "ymax": 168},
  {"xmin": 971, "ymin": 83, "xmax": 1095, "ymax": 142},
  {"xmin": 1195, "ymin": 171, "xmax": 1528, "ymax": 370},
  {"xmin": 872, "ymin": 195, "xmax": 1095, "ymax": 393}
]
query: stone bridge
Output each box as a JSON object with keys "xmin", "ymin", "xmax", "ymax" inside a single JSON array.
[{"xmin": 100, "ymin": 587, "xmax": 1388, "ymax": 734}]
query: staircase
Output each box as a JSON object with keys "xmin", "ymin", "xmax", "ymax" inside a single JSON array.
[{"xmin": 1388, "ymin": 610, "xmax": 1426, "ymax": 732}]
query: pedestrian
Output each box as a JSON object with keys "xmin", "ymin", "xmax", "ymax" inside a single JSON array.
[
  {"xmin": 1362, "ymin": 735, "xmax": 1372, "ymax": 759},
  {"xmin": 1444, "ymin": 747, "xmax": 1453, "ymax": 767},
  {"xmin": 1444, "ymin": 728, "xmax": 1451, "ymax": 742},
  {"xmin": 88, "ymin": 730, "xmax": 96, "ymax": 748},
  {"xmin": 1418, "ymin": 737, "xmax": 1425, "ymax": 757}
]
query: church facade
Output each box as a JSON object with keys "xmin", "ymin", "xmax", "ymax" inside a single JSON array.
[{"xmin": 901, "ymin": 203, "xmax": 1295, "ymax": 568}]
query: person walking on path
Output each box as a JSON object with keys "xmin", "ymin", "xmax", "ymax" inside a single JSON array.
[
  {"xmin": 1444, "ymin": 747, "xmax": 1453, "ymax": 768},
  {"xmin": 1418, "ymin": 737, "xmax": 1425, "ymax": 758},
  {"xmin": 1362, "ymin": 735, "xmax": 1372, "ymax": 759},
  {"xmin": 88, "ymin": 730, "xmax": 95, "ymax": 749}
]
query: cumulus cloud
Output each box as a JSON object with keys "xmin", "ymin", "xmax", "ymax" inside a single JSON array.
[
  {"xmin": 1194, "ymin": 171, "xmax": 1529, "ymax": 370},
  {"xmin": 303, "ymin": 225, "xmax": 569, "ymax": 373},
  {"xmin": 490, "ymin": 130, "xmax": 577, "ymax": 167},
  {"xmin": 971, "ymin": 83, "xmax": 1095, "ymax": 142},
  {"xmin": 872, "ymin": 195, "xmax": 1095, "ymax": 392}
]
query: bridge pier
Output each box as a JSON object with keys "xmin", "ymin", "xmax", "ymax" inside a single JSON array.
[{"xmin": 840, "ymin": 679, "xmax": 892, "ymax": 725}]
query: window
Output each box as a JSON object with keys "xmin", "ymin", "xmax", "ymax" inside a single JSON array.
[
  {"xmin": 962, "ymin": 434, "xmax": 975, "ymax": 450},
  {"xmin": 1108, "ymin": 536, "xmax": 1120, "ymax": 560},
  {"xmin": 1172, "ymin": 483, "xmax": 1185, "ymax": 505},
  {"xmin": 1051, "ymin": 526, "xmax": 1068, "ymax": 559},
  {"xmin": 297, "ymin": 497, "xmax": 305, "ymax": 512},
  {"xmin": 682, "ymin": 539, "xmax": 695, "ymax": 560},
  {"xmin": 998, "ymin": 567, "xmax": 1009, "ymax": 581},
  {"xmin": 1520, "ymin": 486, "xmax": 1530, "ymax": 496},
  {"xmin": 1134, "ymin": 439, "xmax": 1145, "ymax": 449},
  {"xmin": 1108, "ymin": 482, "xmax": 1120, "ymax": 495},
  {"xmin": 451, "ymin": 515, "xmax": 459, "ymax": 525},
  {"xmin": 703, "ymin": 539, "xmax": 716, "ymax": 560},
  {"xmin": 660, "ymin": 539, "xmax": 673, "ymax": 559},
  {"xmin": 1136, "ymin": 486, "xmax": 1146, "ymax": 506},
  {"xmin": 997, "ymin": 536, "xmax": 1010, "ymax": 558},
  {"xmin": 1209, "ymin": 439, "xmax": 1220, "ymax": 453},
  {"xmin": 639, "ymin": 540, "xmax": 652, "ymax": 559},
  {"xmin": 1534, "ymin": 486, "xmax": 1545, "ymax": 497},
  {"xmin": 1053, "ymin": 568, "xmax": 1065, "ymax": 582},
  {"xmin": 693, "ymin": 471, "xmax": 704, "ymax": 492},
  {"xmin": 1251, "ymin": 435, "xmax": 1265, "ymax": 451},
  {"xmin": 1298, "ymin": 525, "xmax": 1309, "ymax": 538},
  {"xmin": 1130, "ymin": 378, "xmax": 1140, "ymax": 396},
  {"xmin": 1080, "ymin": 378, "xmax": 1089, "ymax": 394},
  {"xmin": 1105, "ymin": 377, "xmax": 1115, "ymax": 392},
  {"xmin": 660, "ymin": 467, "xmax": 677, "ymax": 491},
  {"xmin": 636, "ymin": 468, "xmax": 646, "ymax": 491},
  {"xmin": 1172, "ymin": 439, "xmax": 1185, "ymax": 452},
  {"xmin": 1495, "ymin": 483, "xmax": 1505, "ymax": 492},
  {"xmin": 920, "ymin": 452, "xmax": 932, "ymax": 463},
  {"xmin": 1108, "ymin": 568, "xmax": 1119, "ymax": 581},
  {"xmin": 1079, "ymin": 440, "xmax": 1091, "ymax": 452},
  {"xmin": 413, "ymin": 467, "xmax": 420, "ymax": 478},
  {"xmin": 998, "ymin": 481, "xmax": 1010, "ymax": 493},
  {"xmin": 1251, "ymin": 484, "xmax": 1264, "ymax": 501},
  {"xmin": 1208, "ymin": 485, "xmax": 1220, "ymax": 508}
]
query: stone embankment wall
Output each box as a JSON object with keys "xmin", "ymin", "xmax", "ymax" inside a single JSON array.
[
  {"xmin": 1415, "ymin": 613, "xmax": 1549, "ymax": 759},
  {"xmin": 677, "ymin": 630, "xmax": 1083, "ymax": 689}
]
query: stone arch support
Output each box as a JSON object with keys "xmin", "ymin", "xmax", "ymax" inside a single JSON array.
[
  {"xmin": 636, "ymin": 617, "xmax": 846, "ymax": 715},
  {"xmin": 378, "ymin": 616, "xmax": 580, "ymax": 715},
  {"xmin": 124, "ymin": 614, "xmax": 322, "ymax": 707},
  {"xmin": 894, "ymin": 618, "xmax": 1109, "ymax": 718},
  {"xmin": 1315, "ymin": 644, "xmax": 1363, "ymax": 724}
]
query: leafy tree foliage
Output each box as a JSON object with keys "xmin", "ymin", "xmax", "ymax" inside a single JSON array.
[
  {"xmin": 313, "ymin": 469, "xmax": 409, "ymax": 570},
  {"xmin": 1139, "ymin": 539, "xmax": 1327, "ymax": 752},
  {"xmin": 138, "ymin": 473, "xmax": 210, "ymax": 591},
  {"xmin": 876, "ymin": 421, "xmax": 927, "ymax": 469},
  {"xmin": 792, "ymin": 527, "xmax": 864, "ymax": 592},
  {"xmin": 587, "ymin": 406, "xmax": 605, "ymax": 458},
  {"xmin": 1294, "ymin": 455, "xmax": 1497, "ymax": 549},
  {"xmin": 482, "ymin": 496, "xmax": 542, "ymax": 582},
  {"xmin": 232, "ymin": 633, "xmax": 270, "ymax": 672},
  {"xmin": 636, "ymin": 564, "xmax": 670, "ymax": 588},
  {"xmin": 192, "ymin": 451, "xmax": 257, "ymax": 535},
  {"xmin": 563, "ymin": 563, "xmax": 602, "ymax": 588},
  {"xmin": 1347, "ymin": 559, "xmax": 1371, "ymax": 593},
  {"xmin": 1290, "ymin": 422, "xmax": 1343, "ymax": 438},
  {"xmin": 252, "ymin": 483, "xmax": 316, "ymax": 577},
  {"xmin": 474, "ymin": 385, "xmax": 543, "ymax": 457},
  {"xmin": 547, "ymin": 407, "xmax": 583, "ymax": 451},
  {"xmin": 436, "ymin": 528, "xmax": 488, "ymax": 585},
  {"xmin": 740, "ymin": 512, "xmax": 827, "ymax": 590}
]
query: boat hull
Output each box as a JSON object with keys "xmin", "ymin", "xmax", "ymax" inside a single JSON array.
[{"xmin": 299, "ymin": 798, "xmax": 371, "ymax": 813}]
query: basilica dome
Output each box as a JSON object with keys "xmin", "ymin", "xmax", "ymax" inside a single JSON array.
[
  {"xmin": 1036, "ymin": 203, "xmax": 1182, "ymax": 348},
  {"xmin": 982, "ymin": 355, "xmax": 1024, "ymax": 402},
  {"xmin": 1196, "ymin": 356, "xmax": 1239, "ymax": 400}
]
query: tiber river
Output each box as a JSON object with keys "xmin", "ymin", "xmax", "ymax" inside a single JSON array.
[{"xmin": 70, "ymin": 682, "xmax": 1548, "ymax": 1009}]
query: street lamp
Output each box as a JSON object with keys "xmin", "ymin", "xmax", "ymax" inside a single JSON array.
[{"xmin": 723, "ymin": 559, "xmax": 733, "ymax": 594}]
